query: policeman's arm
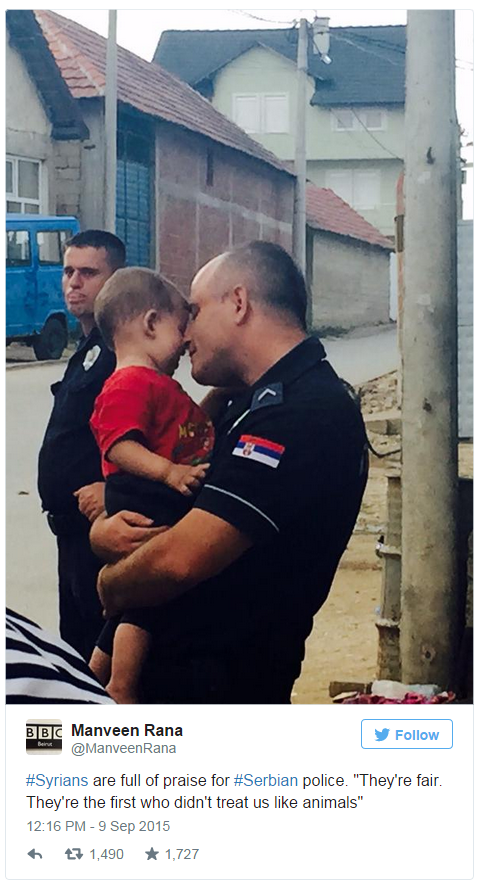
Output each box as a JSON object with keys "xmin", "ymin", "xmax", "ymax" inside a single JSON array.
[{"xmin": 97, "ymin": 509, "xmax": 252, "ymax": 617}]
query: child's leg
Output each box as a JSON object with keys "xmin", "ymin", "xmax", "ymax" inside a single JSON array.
[
  {"xmin": 89, "ymin": 615, "xmax": 119, "ymax": 687},
  {"xmin": 89, "ymin": 646, "xmax": 112, "ymax": 687},
  {"xmin": 106, "ymin": 622, "xmax": 151, "ymax": 704}
]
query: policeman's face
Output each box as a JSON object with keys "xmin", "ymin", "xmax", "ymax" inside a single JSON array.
[
  {"xmin": 186, "ymin": 258, "xmax": 241, "ymax": 387},
  {"xmin": 62, "ymin": 246, "xmax": 114, "ymax": 320}
]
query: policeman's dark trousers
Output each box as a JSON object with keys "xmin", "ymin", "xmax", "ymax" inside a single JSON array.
[{"xmin": 57, "ymin": 529, "xmax": 105, "ymax": 662}]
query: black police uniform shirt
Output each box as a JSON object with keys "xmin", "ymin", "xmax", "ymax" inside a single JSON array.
[
  {"xmin": 144, "ymin": 337, "xmax": 368, "ymax": 681},
  {"xmin": 38, "ymin": 328, "xmax": 115, "ymax": 516}
]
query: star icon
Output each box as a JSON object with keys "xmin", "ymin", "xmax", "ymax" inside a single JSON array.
[{"xmin": 145, "ymin": 847, "xmax": 159, "ymax": 860}]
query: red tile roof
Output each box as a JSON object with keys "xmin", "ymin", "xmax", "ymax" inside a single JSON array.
[
  {"xmin": 35, "ymin": 11, "xmax": 292, "ymax": 176},
  {"xmin": 306, "ymin": 184, "xmax": 393, "ymax": 250}
]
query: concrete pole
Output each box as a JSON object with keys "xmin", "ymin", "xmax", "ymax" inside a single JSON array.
[
  {"xmin": 105, "ymin": 10, "xmax": 117, "ymax": 234},
  {"xmin": 293, "ymin": 18, "xmax": 308, "ymax": 274},
  {"xmin": 400, "ymin": 11, "xmax": 458, "ymax": 687}
]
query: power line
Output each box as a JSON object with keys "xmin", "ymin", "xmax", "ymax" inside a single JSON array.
[
  {"xmin": 334, "ymin": 33, "xmax": 403, "ymax": 67},
  {"xmin": 229, "ymin": 10, "xmax": 296, "ymax": 27},
  {"xmin": 329, "ymin": 108, "xmax": 403, "ymax": 162},
  {"xmin": 350, "ymin": 108, "xmax": 403, "ymax": 160}
]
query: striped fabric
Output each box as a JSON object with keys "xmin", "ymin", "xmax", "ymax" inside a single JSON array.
[{"xmin": 6, "ymin": 609, "xmax": 115, "ymax": 705}]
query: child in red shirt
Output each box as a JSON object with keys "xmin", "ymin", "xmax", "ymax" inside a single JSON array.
[{"xmin": 89, "ymin": 267, "xmax": 215, "ymax": 703}]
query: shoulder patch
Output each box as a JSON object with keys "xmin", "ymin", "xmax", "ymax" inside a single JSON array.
[
  {"xmin": 83, "ymin": 344, "xmax": 101, "ymax": 371},
  {"xmin": 233, "ymin": 434, "xmax": 285, "ymax": 468},
  {"xmin": 250, "ymin": 382, "xmax": 283, "ymax": 411}
]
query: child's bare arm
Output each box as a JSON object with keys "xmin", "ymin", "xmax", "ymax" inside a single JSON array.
[{"xmin": 108, "ymin": 439, "xmax": 208, "ymax": 496}]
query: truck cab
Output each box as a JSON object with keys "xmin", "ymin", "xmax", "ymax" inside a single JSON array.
[{"xmin": 6, "ymin": 214, "xmax": 80, "ymax": 360}]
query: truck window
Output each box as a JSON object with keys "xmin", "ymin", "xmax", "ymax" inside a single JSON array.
[
  {"xmin": 37, "ymin": 229, "xmax": 72, "ymax": 266},
  {"xmin": 6, "ymin": 230, "xmax": 31, "ymax": 266}
]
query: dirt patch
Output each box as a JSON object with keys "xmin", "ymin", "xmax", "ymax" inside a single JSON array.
[
  {"xmin": 293, "ymin": 499, "xmax": 384, "ymax": 705},
  {"xmin": 357, "ymin": 370, "xmax": 398, "ymax": 415}
]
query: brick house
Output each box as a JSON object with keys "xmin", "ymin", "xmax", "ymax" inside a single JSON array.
[
  {"xmin": 306, "ymin": 184, "xmax": 393, "ymax": 330},
  {"xmin": 155, "ymin": 25, "xmax": 406, "ymax": 236},
  {"xmin": 6, "ymin": 11, "xmax": 294, "ymax": 292}
]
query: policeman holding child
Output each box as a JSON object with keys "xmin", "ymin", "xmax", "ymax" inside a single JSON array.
[{"xmin": 92, "ymin": 241, "xmax": 368, "ymax": 704}]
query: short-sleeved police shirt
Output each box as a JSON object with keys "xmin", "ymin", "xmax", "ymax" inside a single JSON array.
[
  {"xmin": 38, "ymin": 328, "xmax": 115, "ymax": 515},
  {"xmin": 144, "ymin": 337, "xmax": 368, "ymax": 697}
]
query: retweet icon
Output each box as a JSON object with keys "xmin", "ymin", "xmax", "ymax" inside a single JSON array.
[{"xmin": 375, "ymin": 728, "xmax": 390, "ymax": 742}]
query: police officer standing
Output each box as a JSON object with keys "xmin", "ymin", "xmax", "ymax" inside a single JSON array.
[
  {"xmin": 38, "ymin": 230, "xmax": 125, "ymax": 659},
  {"xmin": 93, "ymin": 241, "xmax": 369, "ymax": 704}
]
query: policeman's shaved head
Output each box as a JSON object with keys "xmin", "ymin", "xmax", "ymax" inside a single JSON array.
[{"xmin": 211, "ymin": 241, "xmax": 308, "ymax": 330}]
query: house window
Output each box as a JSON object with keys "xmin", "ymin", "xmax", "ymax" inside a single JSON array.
[
  {"xmin": 206, "ymin": 149, "xmax": 214, "ymax": 187},
  {"xmin": 332, "ymin": 109, "xmax": 355, "ymax": 131},
  {"xmin": 331, "ymin": 108, "xmax": 387, "ymax": 132},
  {"xmin": 325, "ymin": 168, "xmax": 381, "ymax": 211},
  {"xmin": 233, "ymin": 93, "xmax": 289, "ymax": 134},
  {"xmin": 325, "ymin": 171, "xmax": 353, "ymax": 206},
  {"xmin": 362, "ymin": 108, "xmax": 385, "ymax": 131},
  {"xmin": 263, "ymin": 94, "xmax": 289, "ymax": 134},
  {"xmin": 6, "ymin": 156, "xmax": 42, "ymax": 213},
  {"xmin": 233, "ymin": 95, "xmax": 261, "ymax": 133}
]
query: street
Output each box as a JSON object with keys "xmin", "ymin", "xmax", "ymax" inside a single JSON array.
[{"xmin": 6, "ymin": 326, "xmax": 398, "ymax": 634}]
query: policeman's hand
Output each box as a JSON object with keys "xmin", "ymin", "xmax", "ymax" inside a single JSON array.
[
  {"xmin": 164, "ymin": 463, "xmax": 210, "ymax": 496},
  {"xmin": 74, "ymin": 482, "xmax": 105, "ymax": 523},
  {"xmin": 90, "ymin": 510, "xmax": 163, "ymax": 563}
]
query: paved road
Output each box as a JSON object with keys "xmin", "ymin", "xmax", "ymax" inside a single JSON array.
[{"xmin": 6, "ymin": 327, "xmax": 399, "ymax": 633}]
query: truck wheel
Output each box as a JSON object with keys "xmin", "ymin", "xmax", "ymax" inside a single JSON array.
[{"xmin": 33, "ymin": 318, "xmax": 67, "ymax": 361}]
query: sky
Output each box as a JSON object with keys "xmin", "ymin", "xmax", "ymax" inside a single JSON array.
[{"xmin": 41, "ymin": 8, "xmax": 470, "ymax": 219}]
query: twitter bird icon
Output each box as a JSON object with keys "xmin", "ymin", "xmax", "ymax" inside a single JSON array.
[{"xmin": 375, "ymin": 728, "xmax": 390, "ymax": 742}]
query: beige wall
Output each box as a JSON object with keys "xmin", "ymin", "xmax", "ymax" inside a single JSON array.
[
  {"xmin": 6, "ymin": 42, "xmax": 54, "ymax": 213},
  {"xmin": 6, "ymin": 41, "xmax": 83, "ymax": 220},
  {"xmin": 310, "ymin": 231, "xmax": 391, "ymax": 330},
  {"xmin": 6, "ymin": 42, "xmax": 50, "ymax": 137},
  {"xmin": 213, "ymin": 45, "xmax": 405, "ymax": 163},
  {"xmin": 213, "ymin": 45, "xmax": 404, "ymax": 236}
]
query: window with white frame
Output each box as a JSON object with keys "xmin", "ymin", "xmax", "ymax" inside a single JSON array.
[
  {"xmin": 325, "ymin": 168, "xmax": 381, "ymax": 212},
  {"xmin": 233, "ymin": 93, "xmax": 289, "ymax": 134},
  {"xmin": 331, "ymin": 108, "xmax": 387, "ymax": 132},
  {"xmin": 331, "ymin": 109, "xmax": 355, "ymax": 131},
  {"xmin": 6, "ymin": 156, "xmax": 42, "ymax": 214}
]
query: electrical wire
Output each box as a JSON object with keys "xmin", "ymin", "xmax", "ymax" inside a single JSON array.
[
  {"xmin": 333, "ymin": 33, "xmax": 404, "ymax": 67},
  {"xmin": 329, "ymin": 108, "xmax": 403, "ymax": 162},
  {"xmin": 228, "ymin": 10, "xmax": 296, "ymax": 26},
  {"xmin": 350, "ymin": 109, "xmax": 403, "ymax": 161}
]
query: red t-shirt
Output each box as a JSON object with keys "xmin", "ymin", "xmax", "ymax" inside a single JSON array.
[{"xmin": 90, "ymin": 366, "xmax": 214, "ymax": 478}]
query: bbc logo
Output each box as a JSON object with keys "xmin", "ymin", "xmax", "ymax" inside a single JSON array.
[{"xmin": 26, "ymin": 720, "xmax": 62, "ymax": 755}]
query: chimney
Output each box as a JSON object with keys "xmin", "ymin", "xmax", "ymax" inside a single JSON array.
[{"xmin": 312, "ymin": 17, "xmax": 331, "ymax": 63}]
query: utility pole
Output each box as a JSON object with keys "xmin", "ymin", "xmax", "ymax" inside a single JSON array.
[
  {"xmin": 105, "ymin": 10, "xmax": 117, "ymax": 234},
  {"xmin": 293, "ymin": 18, "xmax": 308, "ymax": 274},
  {"xmin": 400, "ymin": 11, "xmax": 458, "ymax": 687}
]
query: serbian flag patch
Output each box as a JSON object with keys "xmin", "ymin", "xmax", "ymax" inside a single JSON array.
[{"xmin": 233, "ymin": 434, "xmax": 285, "ymax": 468}]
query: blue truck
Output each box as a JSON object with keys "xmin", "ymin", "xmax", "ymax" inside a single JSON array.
[{"xmin": 6, "ymin": 214, "xmax": 80, "ymax": 360}]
